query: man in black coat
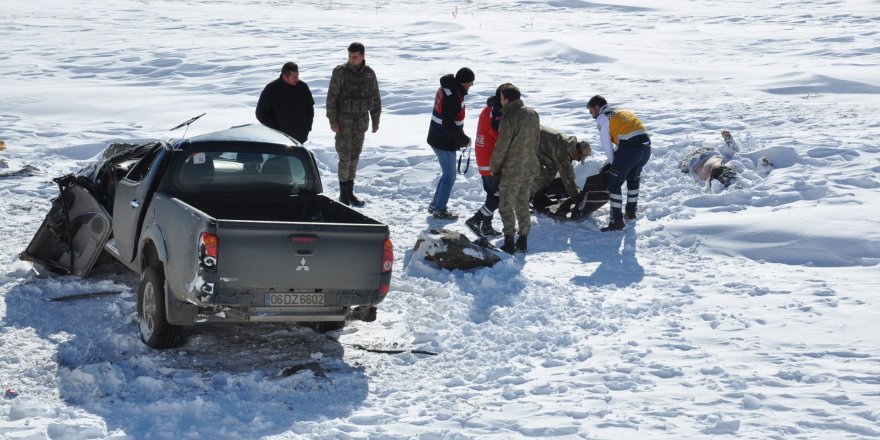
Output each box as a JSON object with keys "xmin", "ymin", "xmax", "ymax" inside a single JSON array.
[{"xmin": 256, "ymin": 62, "xmax": 315, "ymax": 143}]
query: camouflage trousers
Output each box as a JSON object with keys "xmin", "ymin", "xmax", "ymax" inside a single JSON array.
[
  {"xmin": 498, "ymin": 179, "xmax": 532, "ymax": 236},
  {"xmin": 334, "ymin": 112, "xmax": 370, "ymax": 181}
]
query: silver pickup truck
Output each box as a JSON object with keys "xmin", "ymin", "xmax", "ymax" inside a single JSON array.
[{"xmin": 21, "ymin": 124, "xmax": 393, "ymax": 349}]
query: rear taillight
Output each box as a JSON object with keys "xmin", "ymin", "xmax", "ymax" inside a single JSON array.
[
  {"xmin": 200, "ymin": 232, "xmax": 218, "ymax": 269},
  {"xmin": 380, "ymin": 238, "xmax": 393, "ymax": 296},
  {"xmin": 382, "ymin": 239, "xmax": 393, "ymax": 272}
]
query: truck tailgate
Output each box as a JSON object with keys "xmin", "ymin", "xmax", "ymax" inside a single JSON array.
[{"xmin": 214, "ymin": 219, "xmax": 388, "ymax": 293}]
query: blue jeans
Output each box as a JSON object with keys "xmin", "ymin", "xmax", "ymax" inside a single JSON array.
[{"xmin": 430, "ymin": 148, "xmax": 457, "ymax": 212}]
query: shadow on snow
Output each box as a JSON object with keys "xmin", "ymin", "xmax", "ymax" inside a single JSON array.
[{"xmin": 2, "ymin": 269, "xmax": 369, "ymax": 438}]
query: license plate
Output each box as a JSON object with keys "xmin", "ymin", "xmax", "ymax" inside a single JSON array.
[{"xmin": 265, "ymin": 292, "xmax": 325, "ymax": 306}]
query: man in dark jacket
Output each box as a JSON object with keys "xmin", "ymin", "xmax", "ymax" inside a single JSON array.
[
  {"xmin": 326, "ymin": 42, "xmax": 382, "ymax": 208},
  {"xmin": 255, "ymin": 62, "xmax": 315, "ymax": 144},
  {"xmin": 426, "ymin": 67, "xmax": 474, "ymax": 220}
]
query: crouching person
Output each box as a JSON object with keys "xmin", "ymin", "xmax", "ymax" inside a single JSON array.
[
  {"xmin": 531, "ymin": 125, "xmax": 591, "ymax": 210},
  {"xmin": 490, "ymin": 84, "xmax": 540, "ymax": 254}
]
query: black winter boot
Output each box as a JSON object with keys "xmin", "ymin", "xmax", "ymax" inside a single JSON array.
[
  {"xmin": 348, "ymin": 181, "xmax": 365, "ymax": 208},
  {"xmin": 480, "ymin": 219, "xmax": 502, "ymax": 237},
  {"xmin": 600, "ymin": 219, "xmax": 626, "ymax": 232},
  {"xmin": 339, "ymin": 181, "xmax": 351, "ymax": 206},
  {"xmin": 500, "ymin": 235, "xmax": 516, "ymax": 255},
  {"xmin": 465, "ymin": 214, "xmax": 485, "ymax": 237},
  {"xmin": 515, "ymin": 235, "xmax": 528, "ymax": 253}
]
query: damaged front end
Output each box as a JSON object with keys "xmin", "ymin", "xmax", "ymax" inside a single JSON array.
[
  {"xmin": 19, "ymin": 174, "xmax": 112, "ymax": 277},
  {"xmin": 19, "ymin": 141, "xmax": 164, "ymax": 277}
]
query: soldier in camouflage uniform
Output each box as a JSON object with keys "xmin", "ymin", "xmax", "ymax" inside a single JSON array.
[
  {"xmin": 326, "ymin": 42, "xmax": 382, "ymax": 207},
  {"xmin": 531, "ymin": 125, "xmax": 591, "ymax": 209},
  {"xmin": 490, "ymin": 84, "xmax": 541, "ymax": 254}
]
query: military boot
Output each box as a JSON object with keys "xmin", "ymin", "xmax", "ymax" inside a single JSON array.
[
  {"xmin": 465, "ymin": 214, "xmax": 485, "ymax": 237},
  {"xmin": 339, "ymin": 181, "xmax": 351, "ymax": 206},
  {"xmin": 348, "ymin": 181, "xmax": 365, "ymax": 208},
  {"xmin": 515, "ymin": 235, "xmax": 528, "ymax": 253},
  {"xmin": 480, "ymin": 219, "xmax": 502, "ymax": 237},
  {"xmin": 500, "ymin": 235, "xmax": 516, "ymax": 255},
  {"xmin": 601, "ymin": 219, "xmax": 626, "ymax": 232}
]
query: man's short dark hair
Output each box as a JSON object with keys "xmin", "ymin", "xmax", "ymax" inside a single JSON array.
[
  {"xmin": 281, "ymin": 62, "xmax": 298, "ymax": 75},
  {"xmin": 494, "ymin": 84, "xmax": 505, "ymax": 101},
  {"xmin": 499, "ymin": 83, "xmax": 520, "ymax": 101},
  {"xmin": 347, "ymin": 42, "xmax": 365, "ymax": 54},
  {"xmin": 587, "ymin": 95, "xmax": 607, "ymax": 109}
]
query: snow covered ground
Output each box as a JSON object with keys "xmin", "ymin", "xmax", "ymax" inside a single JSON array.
[{"xmin": 2, "ymin": 0, "xmax": 880, "ymax": 438}]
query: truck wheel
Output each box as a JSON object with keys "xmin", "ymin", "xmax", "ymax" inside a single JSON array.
[
  {"xmin": 307, "ymin": 321, "xmax": 345, "ymax": 333},
  {"xmin": 138, "ymin": 266, "xmax": 183, "ymax": 349}
]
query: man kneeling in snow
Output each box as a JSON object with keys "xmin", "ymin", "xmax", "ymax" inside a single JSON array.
[{"xmin": 530, "ymin": 125, "xmax": 590, "ymax": 210}]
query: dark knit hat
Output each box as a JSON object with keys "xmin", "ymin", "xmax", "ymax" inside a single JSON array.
[{"xmin": 455, "ymin": 67, "xmax": 475, "ymax": 84}]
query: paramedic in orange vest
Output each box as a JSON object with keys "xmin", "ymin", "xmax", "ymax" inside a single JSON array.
[
  {"xmin": 465, "ymin": 86, "xmax": 504, "ymax": 238},
  {"xmin": 586, "ymin": 95, "xmax": 651, "ymax": 232}
]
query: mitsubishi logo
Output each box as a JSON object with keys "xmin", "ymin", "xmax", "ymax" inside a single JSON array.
[{"xmin": 296, "ymin": 258, "xmax": 310, "ymax": 271}]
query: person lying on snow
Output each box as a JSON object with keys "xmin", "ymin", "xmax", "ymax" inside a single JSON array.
[{"xmin": 679, "ymin": 130, "xmax": 745, "ymax": 189}]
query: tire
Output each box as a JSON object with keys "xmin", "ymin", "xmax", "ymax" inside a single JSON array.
[
  {"xmin": 138, "ymin": 266, "xmax": 183, "ymax": 349},
  {"xmin": 307, "ymin": 321, "xmax": 346, "ymax": 333}
]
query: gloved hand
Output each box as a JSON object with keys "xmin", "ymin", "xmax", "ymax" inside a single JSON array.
[
  {"xmin": 601, "ymin": 162, "xmax": 612, "ymax": 173},
  {"xmin": 461, "ymin": 136, "xmax": 472, "ymax": 149}
]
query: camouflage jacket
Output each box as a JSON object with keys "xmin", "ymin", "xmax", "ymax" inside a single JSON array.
[
  {"xmin": 490, "ymin": 99, "xmax": 540, "ymax": 182},
  {"xmin": 326, "ymin": 61, "xmax": 381, "ymax": 126},
  {"xmin": 538, "ymin": 125, "xmax": 580, "ymax": 197}
]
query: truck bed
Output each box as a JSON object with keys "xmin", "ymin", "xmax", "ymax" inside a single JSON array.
[{"xmin": 175, "ymin": 193, "xmax": 382, "ymax": 225}]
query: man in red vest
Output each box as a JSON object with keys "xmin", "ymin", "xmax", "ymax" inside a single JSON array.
[{"xmin": 465, "ymin": 85, "xmax": 504, "ymax": 238}]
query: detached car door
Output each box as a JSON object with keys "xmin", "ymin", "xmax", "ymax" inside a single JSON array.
[
  {"xmin": 112, "ymin": 146, "xmax": 167, "ymax": 263},
  {"xmin": 20, "ymin": 176, "xmax": 112, "ymax": 277}
]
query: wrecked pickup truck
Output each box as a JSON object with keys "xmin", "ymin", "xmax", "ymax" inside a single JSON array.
[{"xmin": 21, "ymin": 124, "xmax": 393, "ymax": 348}]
